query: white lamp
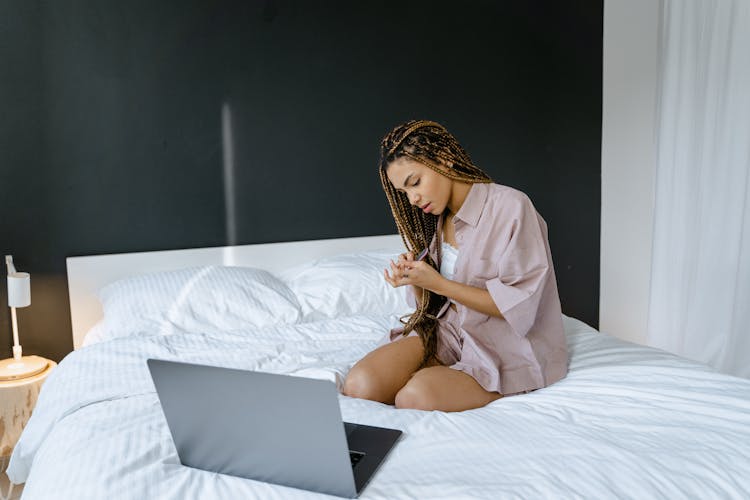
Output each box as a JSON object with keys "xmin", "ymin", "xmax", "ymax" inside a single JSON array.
[{"xmin": 0, "ymin": 255, "xmax": 49, "ymax": 381}]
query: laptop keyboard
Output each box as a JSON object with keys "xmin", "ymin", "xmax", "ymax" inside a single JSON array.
[{"xmin": 349, "ymin": 450, "xmax": 365, "ymax": 468}]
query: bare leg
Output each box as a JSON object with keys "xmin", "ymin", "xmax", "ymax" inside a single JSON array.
[
  {"xmin": 343, "ymin": 336, "xmax": 434, "ymax": 405},
  {"xmin": 395, "ymin": 366, "xmax": 502, "ymax": 412}
]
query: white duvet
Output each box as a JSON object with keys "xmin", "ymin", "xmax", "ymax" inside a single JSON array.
[{"xmin": 7, "ymin": 313, "xmax": 750, "ymax": 499}]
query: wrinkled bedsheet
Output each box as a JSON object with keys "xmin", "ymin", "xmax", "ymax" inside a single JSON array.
[{"xmin": 8, "ymin": 314, "xmax": 750, "ymax": 499}]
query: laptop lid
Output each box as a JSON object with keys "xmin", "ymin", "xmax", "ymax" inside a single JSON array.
[{"xmin": 147, "ymin": 358, "xmax": 357, "ymax": 498}]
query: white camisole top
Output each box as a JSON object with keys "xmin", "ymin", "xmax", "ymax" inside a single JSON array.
[{"xmin": 440, "ymin": 241, "xmax": 459, "ymax": 280}]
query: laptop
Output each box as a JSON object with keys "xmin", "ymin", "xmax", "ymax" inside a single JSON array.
[{"xmin": 147, "ymin": 359, "xmax": 402, "ymax": 498}]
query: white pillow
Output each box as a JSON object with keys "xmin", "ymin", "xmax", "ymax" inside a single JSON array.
[
  {"xmin": 276, "ymin": 248, "xmax": 412, "ymax": 321},
  {"xmin": 91, "ymin": 266, "xmax": 302, "ymax": 341}
]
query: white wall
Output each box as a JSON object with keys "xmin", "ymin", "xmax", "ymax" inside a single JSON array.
[{"xmin": 600, "ymin": 0, "xmax": 660, "ymax": 345}]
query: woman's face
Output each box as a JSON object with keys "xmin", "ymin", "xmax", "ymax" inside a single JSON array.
[{"xmin": 385, "ymin": 157, "xmax": 453, "ymax": 215}]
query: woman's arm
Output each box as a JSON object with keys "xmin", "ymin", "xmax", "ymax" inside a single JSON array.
[
  {"xmin": 390, "ymin": 260, "xmax": 503, "ymax": 318},
  {"xmin": 433, "ymin": 278, "xmax": 504, "ymax": 319}
]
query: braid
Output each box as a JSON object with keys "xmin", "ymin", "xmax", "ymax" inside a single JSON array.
[{"xmin": 379, "ymin": 119, "xmax": 492, "ymax": 367}]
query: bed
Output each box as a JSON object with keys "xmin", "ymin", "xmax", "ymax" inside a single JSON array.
[{"xmin": 6, "ymin": 234, "xmax": 750, "ymax": 499}]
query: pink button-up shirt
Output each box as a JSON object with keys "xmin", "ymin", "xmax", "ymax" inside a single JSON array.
[{"xmin": 394, "ymin": 182, "xmax": 568, "ymax": 395}]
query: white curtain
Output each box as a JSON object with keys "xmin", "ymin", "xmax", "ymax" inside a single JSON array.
[{"xmin": 648, "ymin": 0, "xmax": 750, "ymax": 378}]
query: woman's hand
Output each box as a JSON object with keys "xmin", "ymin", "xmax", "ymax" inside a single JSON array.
[
  {"xmin": 384, "ymin": 251, "xmax": 445, "ymax": 293},
  {"xmin": 383, "ymin": 251, "xmax": 413, "ymax": 287}
]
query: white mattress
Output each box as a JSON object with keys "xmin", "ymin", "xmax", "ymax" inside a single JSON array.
[{"xmin": 7, "ymin": 313, "xmax": 750, "ymax": 499}]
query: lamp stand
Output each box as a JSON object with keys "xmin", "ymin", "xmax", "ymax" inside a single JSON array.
[
  {"xmin": 0, "ymin": 307, "xmax": 48, "ymax": 381},
  {"xmin": 11, "ymin": 306, "xmax": 21, "ymax": 361}
]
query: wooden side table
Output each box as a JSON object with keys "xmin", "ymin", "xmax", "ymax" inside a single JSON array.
[{"xmin": 0, "ymin": 356, "xmax": 56, "ymax": 473}]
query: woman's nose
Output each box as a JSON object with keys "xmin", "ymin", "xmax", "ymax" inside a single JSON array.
[{"xmin": 408, "ymin": 192, "xmax": 420, "ymax": 206}]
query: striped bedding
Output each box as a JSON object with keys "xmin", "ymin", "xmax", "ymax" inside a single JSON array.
[{"xmin": 7, "ymin": 313, "xmax": 750, "ymax": 499}]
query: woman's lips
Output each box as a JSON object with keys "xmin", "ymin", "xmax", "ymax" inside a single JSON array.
[{"xmin": 422, "ymin": 203, "xmax": 431, "ymax": 213}]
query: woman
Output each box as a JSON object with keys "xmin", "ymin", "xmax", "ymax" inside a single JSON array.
[{"xmin": 343, "ymin": 120, "xmax": 568, "ymax": 412}]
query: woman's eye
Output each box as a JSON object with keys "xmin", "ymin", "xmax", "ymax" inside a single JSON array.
[{"xmin": 413, "ymin": 180, "xmax": 420, "ymax": 187}]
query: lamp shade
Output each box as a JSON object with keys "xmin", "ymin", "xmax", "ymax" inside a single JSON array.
[{"xmin": 8, "ymin": 272, "xmax": 31, "ymax": 308}]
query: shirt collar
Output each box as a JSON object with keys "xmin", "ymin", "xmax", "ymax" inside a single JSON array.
[{"xmin": 453, "ymin": 182, "xmax": 489, "ymax": 227}]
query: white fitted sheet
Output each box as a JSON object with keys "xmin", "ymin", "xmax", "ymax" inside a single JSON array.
[{"xmin": 7, "ymin": 313, "xmax": 750, "ymax": 499}]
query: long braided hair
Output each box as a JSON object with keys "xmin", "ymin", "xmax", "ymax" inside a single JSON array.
[{"xmin": 379, "ymin": 119, "xmax": 492, "ymax": 367}]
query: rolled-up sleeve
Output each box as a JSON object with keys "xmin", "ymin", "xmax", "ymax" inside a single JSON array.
[{"xmin": 485, "ymin": 194, "xmax": 550, "ymax": 337}]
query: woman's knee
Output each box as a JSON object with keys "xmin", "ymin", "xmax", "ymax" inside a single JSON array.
[
  {"xmin": 342, "ymin": 364, "xmax": 382, "ymax": 401},
  {"xmin": 343, "ymin": 337, "xmax": 425, "ymax": 403},
  {"xmin": 394, "ymin": 371, "xmax": 439, "ymax": 411}
]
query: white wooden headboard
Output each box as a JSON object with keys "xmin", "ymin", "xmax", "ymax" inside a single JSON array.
[{"xmin": 66, "ymin": 234, "xmax": 403, "ymax": 350}]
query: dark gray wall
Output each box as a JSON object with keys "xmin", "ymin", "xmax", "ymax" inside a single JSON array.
[{"xmin": 0, "ymin": 0, "xmax": 602, "ymax": 362}]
